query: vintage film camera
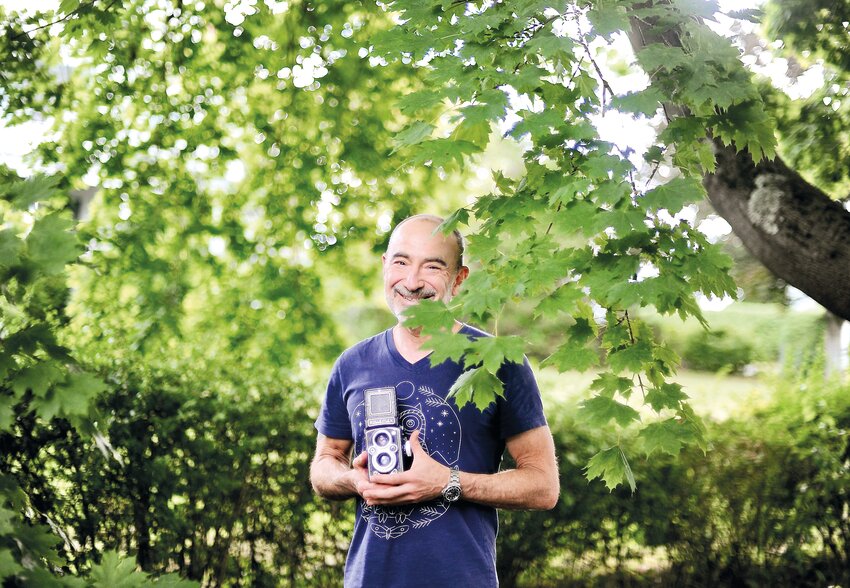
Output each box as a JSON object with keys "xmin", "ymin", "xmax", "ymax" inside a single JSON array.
[{"xmin": 364, "ymin": 387, "xmax": 412, "ymax": 479}]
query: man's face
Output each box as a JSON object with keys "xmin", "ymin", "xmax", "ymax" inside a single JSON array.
[{"xmin": 382, "ymin": 219, "xmax": 468, "ymax": 321}]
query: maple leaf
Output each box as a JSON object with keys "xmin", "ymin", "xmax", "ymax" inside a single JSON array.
[
  {"xmin": 646, "ymin": 383, "xmax": 689, "ymax": 412},
  {"xmin": 448, "ymin": 367, "xmax": 504, "ymax": 411},
  {"xmin": 392, "ymin": 121, "xmax": 435, "ymax": 152},
  {"xmin": 427, "ymin": 331, "xmax": 472, "ymax": 366},
  {"xmin": 10, "ymin": 362, "xmax": 65, "ymax": 398},
  {"xmin": 7, "ymin": 173, "xmax": 60, "ymax": 210},
  {"xmin": 578, "ymin": 395, "xmax": 641, "ymax": 428},
  {"xmin": 585, "ymin": 445, "xmax": 636, "ymax": 492},
  {"xmin": 541, "ymin": 343, "xmax": 598, "ymax": 372},
  {"xmin": 641, "ymin": 176, "xmax": 705, "ymax": 215},
  {"xmin": 25, "ymin": 212, "xmax": 81, "ymax": 275},
  {"xmin": 611, "ymin": 88, "xmax": 665, "ymax": 117},
  {"xmin": 639, "ymin": 418, "xmax": 697, "ymax": 457},
  {"xmin": 0, "ymin": 229, "xmax": 23, "ymax": 268},
  {"xmin": 464, "ymin": 335, "xmax": 526, "ymax": 374},
  {"xmin": 400, "ymin": 299, "xmax": 455, "ymax": 333}
]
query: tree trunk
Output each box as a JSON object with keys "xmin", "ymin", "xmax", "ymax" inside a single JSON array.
[
  {"xmin": 703, "ymin": 140, "xmax": 850, "ymax": 322},
  {"xmin": 627, "ymin": 9, "xmax": 850, "ymax": 323},
  {"xmin": 824, "ymin": 311, "xmax": 847, "ymax": 377}
]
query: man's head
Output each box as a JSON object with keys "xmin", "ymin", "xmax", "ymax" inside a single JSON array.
[{"xmin": 382, "ymin": 215, "xmax": 469, "ymax": 321}]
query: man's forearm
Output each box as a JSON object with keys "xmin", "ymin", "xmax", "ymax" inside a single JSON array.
[
  {"xmin": 459, "ymin": 465, "xmax": 559, "ymax": 510},
  {"xmin": 310, "ymin": 455, "xmax": 359, "ymax": 500}
]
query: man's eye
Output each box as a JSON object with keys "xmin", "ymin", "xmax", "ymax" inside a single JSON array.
[{"xmin": 393, "ymin": 260, "xmax": 406, "ymax": 266}]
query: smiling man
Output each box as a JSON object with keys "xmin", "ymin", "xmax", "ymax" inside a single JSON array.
[{"xmin": 310, "ymin": 214, "xmax": 559, "ymax": 587}]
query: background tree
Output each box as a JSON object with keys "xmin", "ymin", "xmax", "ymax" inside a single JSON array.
[{"xmin": 1, "ymin": 0, "xmax": 849, "ymax": 585}]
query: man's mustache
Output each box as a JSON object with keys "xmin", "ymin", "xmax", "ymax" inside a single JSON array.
[{"xmin": 394, "ymin": 285, "xmax": 437, "ymax": 300}]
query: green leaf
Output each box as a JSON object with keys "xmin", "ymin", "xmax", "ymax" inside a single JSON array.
[
  {"xmin": 0, "ymin": 547, "xmax": 22, "ymax": 578},
  {"xmin": 645, "ymin": 383, "xmax": 688, "ymax": 412},
  {"xmin": 401, "ymin": 299, "xmax": 456, "ymax": 332},
  {"xmin": 589, "ymin": 373, "xmax": 635, "ymax": 398},
  {"xmin": 541, "ymin": 342, "xmax": 598, "ymax": 372},
  {"xmin": 7, "ymin": 174, "xmax": 60, "ymax": 210},
  {"xmin": 639, "ymin": 418, "xmax": 696, "ymax": 456},
  {"xmin": 0, "ymin": 395, "xmax": 14, "ymax": 430},
  {"xmin": 25, "ymin": 212, "xmax": 81, "ymax": 275},
  {"xmin": 607, "ymin": 339, "xmax": 653, "ymax": 373},
  {"xmin": 408, "ymin": 138, "xmax": 479, "ymax": 168},
  {"xmin": 611, "ymin": 88, "xmax": 664, "ymax": 117},
  {"xmin": 641, "ymin": 176, "xmax": 705, "ymax": 215},
  {"xmin": 392, "ymin": 121, "xmax": 435, "ymax": 151},
  {"xmin": 636, "ymin": 44, "xmax": 689, "ymax": 72},
  {"xmin": 587, "ymin": 6, "xmax": 630, "ymax": 36},
  {"xmin": 397, "ymin": 91, "xmax": 443, "ymax": 116},
  {"xmin": 448, "ymin": 366, "xmax": 504, "ymax": 411},
  {"xmin": 464, "ymin": 335, "xmax": 526, "ymax": 374},
  {"xmin": 14, "ymin": 523, "xmax": 64, "ymax": 566},
  {"xmin": 0, "ymin": 507, "xmax": 15, "ymax": 534},
  {"xmin": 11, "ymin": 362, "xmax": 65, "ymax": 398},
  {"xmin": 578, "ymin": 395, "xmax": 641, "ymax": 428},
  {"xmin": 585, "ymin": 445, "xmax": 636, "ymax": 492},
  {"xmin": 89, "ymin": 551, "xmax": 149, "ymax": 588},
  {"xmin": 427, "ymin": 331, "xmax": 472, "ymax": 365},
  {"xmin": 0, "ymin": 229, "xmax": 23, "ymax": 268},
  {"xmin": 58, "ymin": 0, "xmax": 81, "ymax": 15},
  {"xmin": 32, "ymin": 372, "xmax": 107, "ymax": 420}
]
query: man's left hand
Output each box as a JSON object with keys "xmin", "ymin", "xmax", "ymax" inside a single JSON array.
[{"xmin": 361, "ymin": 430, "xmax": 450, "ymax": 506}]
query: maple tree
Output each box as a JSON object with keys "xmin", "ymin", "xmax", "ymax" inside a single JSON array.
[{"xmin": 0, "ymin": 0, "xmax": 846, "ymax": 584}]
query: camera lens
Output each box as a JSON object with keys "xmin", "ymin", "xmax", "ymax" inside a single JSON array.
[{"xmin": 374, "ymin": 431, "xmax": 391, "ymax": 447}]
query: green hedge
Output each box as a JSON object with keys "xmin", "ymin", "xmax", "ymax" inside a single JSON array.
[{"xmin": 498, "ymin": 373, "xmax": 850, "ymax": 587}]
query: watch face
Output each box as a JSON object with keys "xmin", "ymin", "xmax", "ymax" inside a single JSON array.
[{"xmin": 443, "ymin": 485, "xmax": 461, "ymax": 502}]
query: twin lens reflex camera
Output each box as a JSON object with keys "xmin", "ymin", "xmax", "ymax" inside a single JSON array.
[{"xmin": 364, "ymin": 387, "xmax": 412, "ymax": 479}]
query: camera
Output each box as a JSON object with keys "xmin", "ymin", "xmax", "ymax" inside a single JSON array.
[{"xmin": 364, "ymin": 387, "xmax": 411, "ymax": 479}]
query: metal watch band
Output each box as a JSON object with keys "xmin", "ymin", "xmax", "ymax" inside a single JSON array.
[{"xmin": 441, "ymin": 466, "xmax": 461, "ymax": 502}]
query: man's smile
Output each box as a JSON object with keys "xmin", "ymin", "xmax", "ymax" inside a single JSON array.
[{"xmin": 394, "ymin": 285, "xmax": 437, "ymax": 303}]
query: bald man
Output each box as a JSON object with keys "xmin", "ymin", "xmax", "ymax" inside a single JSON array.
[{"xmin": 310, "ymin": 215, "xmax": 558, "ymax": 587}]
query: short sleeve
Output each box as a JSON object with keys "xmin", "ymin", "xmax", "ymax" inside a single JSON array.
[
  {"xmin": 497, "ymin": 357, "xmax": 548, "ymax": 439},
  {"xmin": 314, "ymin": 360, "xmax": 353, "ymax": 440}
]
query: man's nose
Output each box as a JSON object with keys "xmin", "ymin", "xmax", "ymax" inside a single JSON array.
[{"xmin": 403, "ymin": 266, "xmax": 423, "ymax": 289}]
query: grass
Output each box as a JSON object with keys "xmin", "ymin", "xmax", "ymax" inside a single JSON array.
[{"xmin": 536, "ymin": 365, "xmax": 774, "ymax": 422}]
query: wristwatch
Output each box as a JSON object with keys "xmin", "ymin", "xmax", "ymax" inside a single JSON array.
[{"xmin": 441, "ymin": 466, "xmax": 461, "ymax": 503}]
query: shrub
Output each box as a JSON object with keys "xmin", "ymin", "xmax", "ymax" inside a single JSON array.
[
  {"xmin": 499, "ymin": 376, "xmax": 850, "ymax": 587},
  {"xmin": 682, "ymin": 328, "xmax": 754, "ymax": 373}
]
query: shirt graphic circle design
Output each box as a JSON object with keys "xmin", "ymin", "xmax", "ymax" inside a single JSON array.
[{"xmin": 354, "ymin": 380, "xmax": 462, "ymax": 540}]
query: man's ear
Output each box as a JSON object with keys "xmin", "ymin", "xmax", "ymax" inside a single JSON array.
[{"xmin": 452, "ymin": 266, "xmax": 470, "ymax": 295}]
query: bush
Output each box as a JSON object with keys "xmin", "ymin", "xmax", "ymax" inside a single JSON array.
[
  {"xmin": 498, "ymin": 375, "xmax": 850, "ymax": 587},
  {"xmin": 682, "ymin": 328, "xmax": 753, "ymax": 373}
]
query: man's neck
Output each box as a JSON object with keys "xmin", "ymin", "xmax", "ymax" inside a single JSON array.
[{"xmin": 392, "ymin": 320, "xmax": 463, "ymax": 363}]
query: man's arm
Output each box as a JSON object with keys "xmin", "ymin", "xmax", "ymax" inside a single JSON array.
[
  {"xmin": 361, "ymin": 425, "xmax": 559, "ymax": 510},
  {"xmin": 309, "ymin": 434, "xmax": 369, "ymax": 500}
]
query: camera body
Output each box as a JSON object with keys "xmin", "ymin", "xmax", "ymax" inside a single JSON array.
[{"xmin": 364, "ymin": 387, "xmax": 410, "ymax": 479}]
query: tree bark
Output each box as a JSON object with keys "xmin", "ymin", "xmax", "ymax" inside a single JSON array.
[
  {"xmin": 627, "ymin": 8, "xmax": 850, "ymax": 322},
  {"xmin": 703, "ymin": 141, "xmax": 850, "ymax": 322}
]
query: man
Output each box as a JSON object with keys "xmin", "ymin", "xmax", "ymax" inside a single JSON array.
[{"xmin": 310, "ymin": 214, "xmax": 559, "ymax": 587}]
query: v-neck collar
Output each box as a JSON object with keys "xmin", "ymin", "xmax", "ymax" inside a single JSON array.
[
  {"xmin": 384, "ymin": 324, "xmax": 471, "ymax": 371},
  {"xmin": 385, "ymin": 327, "xmax": 433, "ymax": 371}
]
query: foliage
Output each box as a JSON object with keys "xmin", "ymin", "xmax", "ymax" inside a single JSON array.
[
  {"xmin": 681, "ymin": 328, "xmax": 752, "ymax": 373},
  {"xmin": 643, "ymin": 302, "xmax": 824, "ymax": 369},
  {"xmin": 0, "ymin": 168, "xmax": 200, "ymax": 585},
  {"xmin": 3, "ymin": 356, "xmax": 350, "ymax": 585},
  {"xmin": 761, "ymin": 0, "xmax": 850, "ymax": 196},
  {"xmin": 374, "ymin": 0, "xmax": 776, "ymax": 488},
  {"xmin": 0, "ymin": 0, "xmax": 842, "ymax": 584},
  {"xmin": 496, "ymin": 373, "xmax": 850, "ymax": 587}
]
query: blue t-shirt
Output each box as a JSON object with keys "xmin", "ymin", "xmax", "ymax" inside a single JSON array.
[{"xmin": 314, "ymin": 325, "xmax": 548, "ymax": 587}]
